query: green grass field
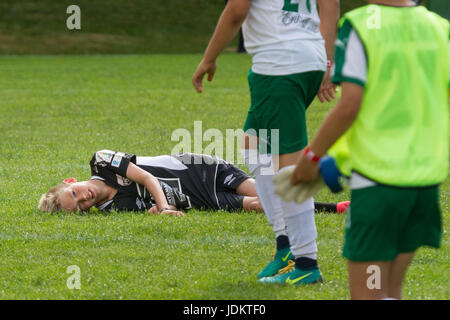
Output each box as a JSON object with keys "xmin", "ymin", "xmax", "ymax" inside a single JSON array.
[{"xmin": 0, "ymin": 54, "xmax": 448, "ymax": 299}]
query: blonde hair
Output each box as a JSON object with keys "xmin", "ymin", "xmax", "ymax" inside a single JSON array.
[{"xmin": 38, "ymin": 183, "xmax": 68, "ymax": 212}]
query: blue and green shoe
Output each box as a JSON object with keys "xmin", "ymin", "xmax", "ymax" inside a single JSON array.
[
  {"xmin": 259, "ymin": 260, "xmax": 323, "ymax": 285},
  {"xmin": 257, "ymin": 246, "xmax": 294, "ymax": 279}
]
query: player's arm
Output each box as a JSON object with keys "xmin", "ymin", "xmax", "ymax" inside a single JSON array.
[
  {"xmin": 317, "ymin": 0, "xmax": 340, "ymax": 102},
  {"xmin": 291, "ymin": 18, "xmax": 368, "ymax": 184},
  {"xmin": 290, "ymin": 82, "xmax": 363, "ymax": 185},
  {"xmin": 192, "ymin": 0, "xmax": 251, "ymax": 93},
  {"xmin": 125, "ymin": 163, "xmax": 184, "ymax": 217}
]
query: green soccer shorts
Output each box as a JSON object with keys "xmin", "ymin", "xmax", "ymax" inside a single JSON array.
[
  {"xmin": 343, "ymin": 184, "xmax": 442, "ymax": 262},
  {"xmin": 243, "ymin": 70, "xmax": 324, "ymax": 155}
]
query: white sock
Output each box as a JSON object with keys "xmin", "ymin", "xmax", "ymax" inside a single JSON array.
[
  {"xmin": 280, "ymin": 167, "xmax": 317, "ymax": 260},
  {"xmin": 242, "ymin": 149, "xmax": 286, "ymax": 237}
]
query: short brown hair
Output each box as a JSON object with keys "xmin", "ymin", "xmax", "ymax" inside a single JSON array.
[{"xmin": 38, "ymin": 183, "xmax": 68, "ymax": 212}]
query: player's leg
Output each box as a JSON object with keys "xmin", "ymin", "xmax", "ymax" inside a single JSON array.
[
  {"xmin": 260, "ymin": 71, "xmax": 324, "ymax": 285},
  {"xmin": 278, "ymin": 152, "xmax": 318, "ymax": 278},
  {"xmin": 215, "ymin": 159, "xmax": 257, "ymax": 199},
  {"xmin": 241, "ymin": 132, "xmax": 293, "ymax": 279},
  {"xmin": 348, "ymin": 255, "xmax": 419, "ymax": 300},
  {"xmin": 387, "ymin": 252, "xmax": 415, "ymax": 300},
  {"xmin": 260, "ymin": 162, "xmax": 322, "ymax": 285},
  {"xmin": 342, "ymin": 184, "xmax": 428, "ymax": 299},
  {"xmin": 242, "ymin": 72, "xmax": 293, "ymax": 260},
  {"xmin": 214, "ymin": 161, "xmax": 260, "ymax": 213},
  {"xmin": 347, "ymin": 261, "xmax": 391, "ymax": 300},
  {"xmin": 236, "ymin": 179, "xmax": 264, "ymax": 211},
  {"xmin": 343, "ymin": 189, "xmax": 393, "ymax": 299},
  {"xmin": 387, "ymin": 186, "xmax": 442, "ymax": 299},
  {"xmin": 242, "ymin": 72, "xmax": 288, "ymax": 250},
  {"xmin": 349, "ymin": 254, "xmax": 413, "ymax": 300}
]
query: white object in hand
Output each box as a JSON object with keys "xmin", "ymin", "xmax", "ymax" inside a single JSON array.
[{"xmin": 273, "ymin": 167, "xmax": 326, "ymax": 204}]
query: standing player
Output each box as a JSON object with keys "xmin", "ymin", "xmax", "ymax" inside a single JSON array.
[
  {"xmin": 193, "ymin": 0, "xmax": 340, "ymax": 284},
  {"xmin": 286, "ymin": 0, "xmax": 448, "ymax": 299}
]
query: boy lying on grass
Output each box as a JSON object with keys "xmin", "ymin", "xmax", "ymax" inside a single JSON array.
[{"xmin": 39, "ymin": 150, "xmax": 348, "ymax": 216}]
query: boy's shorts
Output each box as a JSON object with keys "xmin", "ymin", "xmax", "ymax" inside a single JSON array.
[
  {"xmin": 243, "ymin": 70, "xmax": 324, "ymax": 155},
  {"xmin": 343, "ymin": 184, "xmax": 442, "ymax": 262},
  {"xmin": 215, "ymin": 161, "xmax": 251, "ymax": 212}
]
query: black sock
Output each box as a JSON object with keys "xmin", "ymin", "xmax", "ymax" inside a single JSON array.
[
  {"xmin": 295, "ymin": 257, "xmax": 318, "ymax": 269},
  {"xmin": 314, "ymin": 202, "xmax": 337, "ymax": 213},
  {"xmin": 276, "ymin": 235, "xmax": 290, "ymax": 250}
]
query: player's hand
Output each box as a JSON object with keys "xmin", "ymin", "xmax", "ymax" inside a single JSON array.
[
  {"xmin": 291, "ymin": 152, "xmax": 320, "ymax": 185},
  {"xmin": 148, "ymin": 205, "xmax": 185, "ymax": 217},
  {"xmin": 273, "ymin": 167, "xmax": 326, "ymax": 204},
  {"xmin": 192, "ymin": 59, "xmax": 217, "ymax": 93},
  {"xmin": 159, "ymin": 209, "xmax": 185, "ymax": 217},
  {"xmin": 317, "ymin": 69, "xmax": 338, "ymax": 103}
]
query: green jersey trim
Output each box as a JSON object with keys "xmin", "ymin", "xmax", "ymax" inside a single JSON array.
[
  {"xmin": 332, "ymin": 75, "xmax": 365, "ymax": 88},
  {"xmin": 332, "ymin": 19, "xmax": 368, "ymax": 87}
]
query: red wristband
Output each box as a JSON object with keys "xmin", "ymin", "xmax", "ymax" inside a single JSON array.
[
  {"xmin": 327, "ymin": 60, "xmax": 334, "ymax": 68},
  {"xmin": 304, "ymin": 147, "xmax": 321, "ymax": 163}
]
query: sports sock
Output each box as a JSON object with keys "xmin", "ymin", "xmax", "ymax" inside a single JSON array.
[
  {"xmin": 276, "ymin": 235, "xmax": 290, "ymax": 250},
  {"xmin": 280, "ymin": 166, "xmax": 318, "ymax": 261},
  {"xmin": 242, "ymin": 149, "xmax": 286, "ymax": 238},
  {"xmin": 283, "ymin": 205, "xmax": 318, "ymax": 260},
  {"xmin": 283, "ymin": 202, "xmax": 318, "ymax": 260},
  {"xmin": 295, "ymin": 257, "xmax": 318, "ymax": 269},
  {"xmin": 314, "ymin": 202, "xmax": 337, "ymax": 213}
]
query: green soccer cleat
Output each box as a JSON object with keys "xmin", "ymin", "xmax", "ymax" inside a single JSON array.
[
  {"xmin": 257, "ymin": 246, "xmax": 294, "ymax": 279},
  {"xmin": 258, "ymin": 260, "xmax": 323, "ymax": 285}
]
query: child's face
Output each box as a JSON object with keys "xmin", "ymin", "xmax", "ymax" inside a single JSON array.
[{"xmin": 59, "ymin": 181, "xmax": 99, "ymax": 212}]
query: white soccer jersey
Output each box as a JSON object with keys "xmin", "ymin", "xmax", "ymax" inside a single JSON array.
[{"xmin": 242, "ymin": 0, "xmax": 327, "ymax": 75}]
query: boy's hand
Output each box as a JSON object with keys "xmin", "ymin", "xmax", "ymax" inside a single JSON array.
[
  {"xmin": 159, "ymin": 209, "xmax": 185, "ymax": 217},
  {"xmin": 148, "ymin": 205, "xmax": 185, "ymax": 217},
  {"xmin": 317, "ymin": 69, "xmax": 338, "ymax": 103},
  {"xmin": 192, "ymin": 59, "xmax": 217, "ymax": 93}
]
